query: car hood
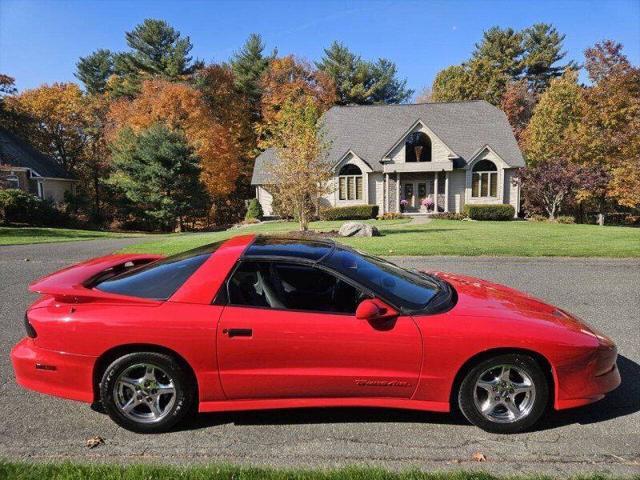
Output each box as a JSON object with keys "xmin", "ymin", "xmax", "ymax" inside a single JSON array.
[{"xmin": 428, "ymin": 271, "xmax": 599, "ymax": 336}]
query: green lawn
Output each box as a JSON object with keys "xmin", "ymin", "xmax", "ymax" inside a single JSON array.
[
  {"xmin": 0, "ymin": 227, "xmax": 143, "ymax": 246},
  {"xmin": 120, "ymin": 219, "xmax": 640, "ymax": 258},
  {"xmin": 0, "ymin": 460, "xmax": 622, "ymax": 480}
]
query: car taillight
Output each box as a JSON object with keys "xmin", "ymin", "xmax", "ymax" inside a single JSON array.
[{"xmin": 24, "ymin": 313, "xmax": 37, "ymax": 338}]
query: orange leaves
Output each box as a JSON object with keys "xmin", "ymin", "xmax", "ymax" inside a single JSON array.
[
  {"xmin": 258, "ymin": 56, "xmax": 336, "ymax": 149},
  {"xmin": 107, "ymin": 79, "xmax": 242, "ymax": 198}
]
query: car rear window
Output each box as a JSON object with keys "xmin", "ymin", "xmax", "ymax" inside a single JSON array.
[{"xmin": 95, "ymin": 243, "xmax": 220, "ymax": 300}]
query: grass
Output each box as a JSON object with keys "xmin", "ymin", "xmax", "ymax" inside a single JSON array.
[
  {"xmin": 0, "ymin": 226, "xmax": 144, "ymax": 246},
  {"xmin": 0, "ymin": 460, "xmax": 626, "ymax": 480},
  {"xmin": 120, "ymin": 219, "xmax": 640, "ymax": 258}
]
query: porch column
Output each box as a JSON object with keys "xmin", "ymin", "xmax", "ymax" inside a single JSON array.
[
  {"xmin": 396, "ymin": 172, "xmax": 400, "ymax": 213},
  {"xmin": 384, "ymin": 173, "xmax": 389, "ymax": 214},
  {"xmin": 433, "ymin": 172, "xmax": 439, "ymax": 213},
  {"xmin": 444, "ymin": 172, "xmax": 449, "ymax": 212}
]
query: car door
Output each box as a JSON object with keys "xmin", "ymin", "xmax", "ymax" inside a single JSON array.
[{"xmin": 216, "ymin": 260, "xmax": 422, "ymax": 400}]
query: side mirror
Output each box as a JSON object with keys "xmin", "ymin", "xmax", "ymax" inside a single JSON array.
[{"xmin": 355, "ymin": 298, "xmax": 398, "ymax": 321}]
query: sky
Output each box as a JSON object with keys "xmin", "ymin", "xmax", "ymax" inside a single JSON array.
[{"xmin": 1, "ymin": 0, "xmax": 639, "ymax": 97}]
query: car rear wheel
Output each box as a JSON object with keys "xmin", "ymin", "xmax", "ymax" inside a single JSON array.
[
  {"xmin": 458, "ymin": 353, "xmax": 548, "ymax": 434},
  {"xmin": 100, "ymin": 352, "xmax": 194, "ymax": 433}
]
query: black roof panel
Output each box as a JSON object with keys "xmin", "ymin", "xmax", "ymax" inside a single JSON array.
[{"xmin": 243, "ymin": 236, "xmax": 335, "ymax": 262}]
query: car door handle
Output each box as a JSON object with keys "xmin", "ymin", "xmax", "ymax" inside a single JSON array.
[{"xmin": 223, "ymin": 328, "xmax": 253, "ymax": 338}]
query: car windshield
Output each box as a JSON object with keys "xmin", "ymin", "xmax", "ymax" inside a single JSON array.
[
  {"xmin": 321, "ymin": 249, "xmax": 440, "ymax": 311},
  {"xmin": 95, "ymin": 242, "xmax": 222, "ymax": 300}
]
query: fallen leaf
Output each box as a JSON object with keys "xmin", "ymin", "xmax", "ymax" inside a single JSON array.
[
  {"xmin": 472, "ymin": 452, "xmax": 487, "ymax": 462},
  {"xmin": 86, "ymin": 436, "xmax": 105, "ymax": 449}
]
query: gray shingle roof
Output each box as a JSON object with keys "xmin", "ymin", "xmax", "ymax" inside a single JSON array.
[
  {"xmin": 251, "ymin": 100, "xmax": 524, "ymax": 185},
  {"xmin": 0, "ymin": 128, "xmax": 75, "ymax": 180}
]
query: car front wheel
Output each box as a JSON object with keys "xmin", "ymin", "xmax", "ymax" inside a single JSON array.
[
  {"xmin": 100, "ymin": 352, "xmax": 195, "ymax": 433},
  {"xmin": 458, "ymin": 353, "xmax": 549, "ymax": 434}
]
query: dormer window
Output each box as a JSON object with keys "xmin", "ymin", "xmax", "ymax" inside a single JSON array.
[
  {"xmin": 338, "ymin": 164, "xmax": 363, "ymax": 201},
  {"xmin": 406, "ymin": 132, "xmax": 432, "ymax": 162}
]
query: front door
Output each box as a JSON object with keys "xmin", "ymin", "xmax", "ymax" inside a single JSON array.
[
  {"xmin": 217, "ymin": 261, "xmax": 422, "ymax": 400},
  {"xmin": 403, "ymin": 183, "xmax": 415, "ymax": 209}
]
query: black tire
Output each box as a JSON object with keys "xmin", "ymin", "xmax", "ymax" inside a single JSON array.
[
  {"xmin": 458, "ymin": 353, "xmax": 549, "ymax": 434},
  {"xmin": 100, "ymin": 352, "xmax": 195, "ymax": 433}
]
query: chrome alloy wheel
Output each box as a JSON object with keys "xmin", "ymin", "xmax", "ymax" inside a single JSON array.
[
  {"xmin": 473, "ymin": 364, "xmax": 536, "ymax": 424},
  {"xmin": 113, "ymin": 363, "xmax": 176, "ymax": 424}
]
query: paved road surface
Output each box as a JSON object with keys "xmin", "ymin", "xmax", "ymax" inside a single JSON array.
[{"xmin": 0, "ymin": 239, "xmax": 638, "ymax": 476}]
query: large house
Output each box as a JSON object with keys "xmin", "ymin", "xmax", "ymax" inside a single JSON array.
[
  {"xmin": 0, "ymin": 127, "xmax": 77, "ymax": 203},
  {"xmin": 251, "ymin": 100, "xmax": 524, "ymax": 217}
]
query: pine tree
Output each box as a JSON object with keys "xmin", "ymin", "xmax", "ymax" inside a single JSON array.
[
  {"xmin": 316, "ymin": 42, "xmax": 412, "ymax": 105},
  {"xmin": 75, "ymin": 49, "xmax": 114, "ymax": 95},
  {"xmin": 522, "ymin": 24, "xmax": 575, "ymax": 93},
  {"xmin": 230, "ymin": 34, "xmax": 272, "ymax": 119}
]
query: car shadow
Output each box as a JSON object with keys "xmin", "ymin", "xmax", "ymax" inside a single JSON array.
[{"xmin": 175, "ymin": 354, "xmax": 639, "ymax": 433}]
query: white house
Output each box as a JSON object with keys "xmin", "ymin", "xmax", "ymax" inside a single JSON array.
[{"xmin": 251, "ymin": 100, "xmax": 523, "ymax": 216}]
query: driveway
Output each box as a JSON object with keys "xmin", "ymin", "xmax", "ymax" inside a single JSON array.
[{"xmin": 0, "ymin": 240, "xmax": 638, "ymax": 476}]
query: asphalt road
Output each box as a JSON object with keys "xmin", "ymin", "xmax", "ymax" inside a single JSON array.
[{"xmin": 0, "ymin": 239, "xmax": 639, "ymax": 476}]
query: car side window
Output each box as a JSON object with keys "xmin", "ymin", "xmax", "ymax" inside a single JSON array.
[{"xmin": 227, "ymin": 261, "xmax": 366, "ymax": 314}]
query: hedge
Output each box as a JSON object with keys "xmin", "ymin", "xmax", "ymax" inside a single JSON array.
[
  {"xmin": 463, "ymin": 203, "xmax": 515, "ymax": 221},
  {"xmin": 320, "ymin": 205, "xmax": 379, "ymax": 220},
  {"xmin": 0, "ymin": 189, "xmax": 71, "ymax": 226}
]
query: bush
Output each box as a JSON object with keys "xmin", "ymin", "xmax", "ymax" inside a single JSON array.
[
  {"xmin": 377, "ymin": 212, "xmax": 404, "ymax": 220},
  {"xmin": 463, "ymin": 204, "xmax": 515, "ymax": 221},
  {"xmin": 528, "ymin": 214, "xmax": 547, "ymax": 222},
  {"xmin": 555, "ymin": 215, "xmax": 575, "ymax": 224},
  {"xmin": 0, "ymin": 189, "xmax": 72, "ymax": 227},
  {"xmin": 432, "ymin": 212, "xmax": 466, "ymax": 220},
  {"xmin": 245, "ymin": 198, "xmax": 263, "ymax": 221},
  {"xmin": 320, "ymin": 205, "xmax": 379, "ymax": 220}
]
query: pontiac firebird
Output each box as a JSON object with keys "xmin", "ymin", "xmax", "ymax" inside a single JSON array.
[{"xmin": 11, "ymin": 235, "xmax": 620, "ymax": 434}]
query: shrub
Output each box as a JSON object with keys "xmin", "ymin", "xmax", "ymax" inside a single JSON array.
[
  {"xmin": 432, "ymin": 212, "xmax": 466, "ymax": 220},
  {"xmin": 463, "ymin": 204, "xmax": 515, "ymax": 221},
  {"xmin": 245, "ymin": 198, "xmax": 264, "ymax": 221},
  {"xmin": 528, "ymin": 214, "xmax": 547, "ymax": 222},
  {"xmin": 378, "ymin": 212, "xmax": 404, "ymax": 220},
  {"xmin": 0, "ymin": 189, "xmax": 72, "ymax": 227},
  {"xmin": 555, "ymin": 215, "xmax": 575, "ymax": 224},
  {"xmin": 320, "ymin": 205, "xmax": 379, "ymax": 220}
]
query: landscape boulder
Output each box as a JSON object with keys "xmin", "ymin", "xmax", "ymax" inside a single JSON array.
[{"xmin": 338, "ymin": 221, "xmax": 381, "ymax": 237}]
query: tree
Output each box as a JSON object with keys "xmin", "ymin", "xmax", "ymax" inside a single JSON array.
[
  {"xmin": 266, "ymin": 96, "xmax": 332, "ymax": 231},
  {"xmin": 5, "ymin": 82, "xmax": 88, "ymax": 172},
  {"xmin": 0, "ymin": 74, "xmax": 18, "ymax": 126},
  {"xmin": 432, "ymin": 23, "xmax": 572, "ymax": 105},
  {"xmin": 108, "ymin": 123, "xmax": 208, "ymax": 231},
  {"xmin": 258, "ymin": 56, "xmax": 336, "ymax": 148},
  {"xmin": 522, "ymin": 70, "xmax": 582, "ymax": 165},
  {"xmin": 520, "ymin": 158, "xmax": 583, "ymax": 219},
  {"xmin": 105, "ymin": 19, "xmax": 203, "ymax": 97},
  {"xmin": 316, "ymin": 42, "xmax": 412, "ymax": 105},
  {"xmin": 415, "ymin": 86, "xmax": 432, "ymax": 103},
  {"xmin": 501, "ymin": 79, "xmax": 536, "ymax": 145},
  {"xmin": 75, "ymin": 49, "xmax": 114, "ymax": 94},
  {"xmin": 568, "ymin": 41, "xmax": 640, "ymax": 209},
  {"xmin": 522, "ymin": 23, "xmax": 574, "ymax": 93},
  {"xmin": 107, "ymin": 79, "xmax": 242, "ymax": 202},
  {"xmin": 230, "ymin": 33, "xmax": 273, "ymax": 119}
]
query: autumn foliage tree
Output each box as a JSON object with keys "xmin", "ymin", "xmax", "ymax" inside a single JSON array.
[
  {"xmin": 258, "ymin": 56, "xmax": 336, "ymax": 149},
  {"xmin": 266, "ymin": 95, "xmax": 332, "ymax": 231},
  {"xmin": 107, "ymin": 79, "xmax": 242, "ymax": 204},
  {"xmin": 501, "ymin": 79, "xmax": 536, "ymax": 145}
]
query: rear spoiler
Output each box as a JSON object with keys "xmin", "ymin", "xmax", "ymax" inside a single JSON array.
[{"xmin": 29, "ymin": 253, "xmax": 163, "ymax": 303}]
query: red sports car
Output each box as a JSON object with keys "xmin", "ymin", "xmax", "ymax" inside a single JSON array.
[{"xmin": 11, "ymin": 235, "xmax": 620, "ymax": 434}]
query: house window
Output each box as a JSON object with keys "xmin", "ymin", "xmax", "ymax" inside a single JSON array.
[
  {"xmin": 471, "ymin": 160, "xmax": 498, "ymax": 198},
  {"xmin": 338, "ymin": 164, "xmax": 363, "ymax": 201},
  {"xmin": 405, "ymin": 132, "xmax": 432, "ymax": 162},
  {"xmin": 6, "ymin": 174, "xmax": 20, "ymax": 189}
]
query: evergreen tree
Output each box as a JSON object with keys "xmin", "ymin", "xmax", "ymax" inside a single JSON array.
[
  {"xmin": 230, "ymin": 33, "xmax": 273, "ymax": 119},
  {"xmin": 108, "ymin": 123, "xmax": 208, "ymax": 231},
  {"xmin": 316, "ymin": 41, "xmax": 412, "ymax": 105},
  {"xmin": 522, "ymin": 24, "xmax": 575, "ymax": 93},
  {"xmin": 472, "ymin": 26, "xmax": 525, "ymax": 78},
  {"xmin": 75, "ymin": 49, "xmax": 114, "ymax": 94}
]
